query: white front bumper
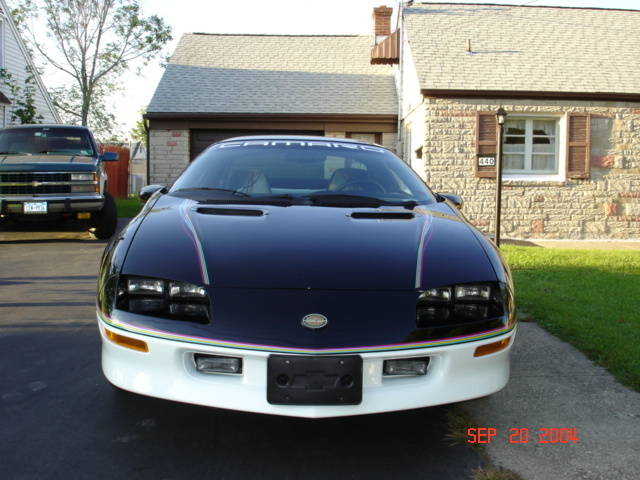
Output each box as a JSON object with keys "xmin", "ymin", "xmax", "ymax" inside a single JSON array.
[{"xmin": 100, "ymin": 320, "xmax": 516, "ymax": 418}]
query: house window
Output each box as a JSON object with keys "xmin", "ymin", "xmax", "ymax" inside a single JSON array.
[{"xmin": 504, "ymin": 118, "xmax": 559, "ymax": 174}]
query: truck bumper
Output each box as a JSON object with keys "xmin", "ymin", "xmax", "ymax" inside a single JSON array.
[{"xmin": 0, "ymin": 195, "xmax": 104, "ymax": 215}]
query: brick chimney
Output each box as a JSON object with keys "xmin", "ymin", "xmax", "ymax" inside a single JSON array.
[{"xmin": 373, "ymin": 6, "xmax": 393, "ymax": 44}]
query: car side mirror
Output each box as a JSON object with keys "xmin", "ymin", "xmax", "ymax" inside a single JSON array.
[
  {"xmin": 139, "ymin": 184, "xmax": 167, "ymax": 202},
  {"xmin": 100, "ymin": 151, "xmax": 119, "ymax": 162},
  {"xmin": 438, "ymin": 193, "xmax": 463, "ymax": 209}
]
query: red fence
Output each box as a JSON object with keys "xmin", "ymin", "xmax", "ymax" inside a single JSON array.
[{"xmin": 99, "ymin": 144, "xmax": 130, "ymax": 199}]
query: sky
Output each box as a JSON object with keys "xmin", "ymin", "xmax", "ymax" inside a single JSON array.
[{"xmin": 28, "ymin": 0, "xmax": 640, "ymax": 138}]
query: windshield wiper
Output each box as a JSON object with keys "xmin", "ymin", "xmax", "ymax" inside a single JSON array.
[
  {"xmin": 174, "ymin": 189, "xmax": 295, "ymax": 206},
  {"xmin": 0, "ymin": 151, "xmax": 31, "ymax": 155},
  {"xmin": 306, "ymin": 193, "xmax": 418, "ymax": 210},
  {"xmin": 174, "ymin": 187, "xmax": 251, "ymax": 197}
]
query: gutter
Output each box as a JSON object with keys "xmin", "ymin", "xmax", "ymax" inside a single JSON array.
[
  {"xmin": 397, "ymin": 2, "xmax": 404, "ymax": 161},
  {"xmin": 421, "ymin": 89, "xmax": 640, "ymax": 103}
]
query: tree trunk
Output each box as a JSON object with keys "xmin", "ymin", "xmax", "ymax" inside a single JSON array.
[{"xmin": 81, "ymin": 96, "xmax": 90, "ymax": 126}]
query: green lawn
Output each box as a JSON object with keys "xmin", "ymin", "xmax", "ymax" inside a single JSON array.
[
  {"xmin": 115, "ymin": 197, "xmax": 143, "ymax": 218},
  {"xmin": 502, "ymin": 245, "xmax": 640, "ymax": 391}
]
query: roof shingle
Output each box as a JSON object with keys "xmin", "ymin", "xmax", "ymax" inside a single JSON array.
[
  {"xmin": 405, "ymin": 3, "xmax": 640, "ymax": 95},
  {"xmin": 148, "ymin": 34, "xmax": 397, "ymax": 115}
]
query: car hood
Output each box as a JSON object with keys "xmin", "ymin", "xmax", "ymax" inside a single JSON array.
[
  {"xmin": 122, "ymin": 194, "xmax": 497, "ymax": 290},
  {"xmin": 0, "ymin": 155, "xmax": 97, "ymax": 172}
]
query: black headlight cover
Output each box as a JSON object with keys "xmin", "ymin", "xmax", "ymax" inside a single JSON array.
[
  {"xmin": 114, "ymin": 275, "xmax": 210, "ymax": 324},
  {"xmin": 416, "ymin": 282, "xmax": 510, "ymax": 336}
]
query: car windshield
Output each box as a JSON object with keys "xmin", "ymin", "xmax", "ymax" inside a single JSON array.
[
  {"xmin": 171, "ymin": 140, "xmax": 436, "ymax": 205},
  {"xmin": 0, "ymin": 127, "xmax": 96, "ymax": 156}
]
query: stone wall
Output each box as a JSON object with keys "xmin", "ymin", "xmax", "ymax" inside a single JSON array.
[
  {"xmin": 149, "ymin": 129, "xmax": 190, "ymax": 185},
  {"xmin": 382, "ymin": 132, "xmax": 398, "ymax": 152},
  {"xmin": 420, "ymin": 98, "xmax": 640, "ymax": 240}
]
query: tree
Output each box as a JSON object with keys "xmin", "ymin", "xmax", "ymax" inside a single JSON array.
[
  {"xmin": 14, "ymin": 0, "xmax": 171, "ymax": 135},
  {"xmin": 129, "ymin": 108, "xmax": 147, "ymax": 143},
  {"xmin": 0, "ymin": 66, "xmax": 44, "ymax": 124}
]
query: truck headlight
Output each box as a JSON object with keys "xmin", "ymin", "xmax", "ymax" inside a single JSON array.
[
  {"xmin": 71, "ymin": 173, "xmax": 94, "ymax": 181},
  {"xmin": 71, "ymin": 185, "xmax": 96, "ymax": 193}
]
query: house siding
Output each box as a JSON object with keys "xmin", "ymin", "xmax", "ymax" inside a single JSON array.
[
  {"xmin": 399, "ymin": 39, "xmax": 427, "ymax": 178},
  {"xmin": 0, "ymin": 12, "xmax": 58, "ymax": 125},
  {"xmin": 149, "ymin": 129, "xmax": 190, "ymax": 185},
  {"xmin": 420, "ymin": 98, "xmax": 640, "ymax": 240}
]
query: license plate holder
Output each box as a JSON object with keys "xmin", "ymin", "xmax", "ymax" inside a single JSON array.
[
  {"xmin": 23, "ymin": 201, "xmax": 48, "ymax": 214},
  {"xmin": 267, "ymin": 355, "xmax": 362, "ymax": 405}
]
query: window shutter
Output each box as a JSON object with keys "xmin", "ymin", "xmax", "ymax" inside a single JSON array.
[
  {"xmin": 475, "ymin": 112, "xmax": 497, "ymax": 178},
  {"xmin": 566, "ymin": 113, "xmax": 591, "ymax": 179}
]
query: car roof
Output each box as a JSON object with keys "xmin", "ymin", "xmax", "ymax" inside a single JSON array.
[{"xmin": 219, "ymin": 135, "xmax": 385, "ymax": 148}]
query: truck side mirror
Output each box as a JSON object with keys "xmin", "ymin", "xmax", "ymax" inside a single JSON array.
[{"xmin": 100, "ymin": 151, "xmax": 119, "ymax": 162}]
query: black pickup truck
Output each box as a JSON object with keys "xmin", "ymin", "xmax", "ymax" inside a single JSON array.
[{"xmin": 0, "ymin": 124, "xmax": 118, "ymax": 239}]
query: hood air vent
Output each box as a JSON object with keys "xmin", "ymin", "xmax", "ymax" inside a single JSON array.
[
  {"xmin": 197, "ymin": 207, "xmax": 265, "ymax": 217},
  {"xmin": 350, "ymin": 212, "xmax": 414, "ymax": 220}
]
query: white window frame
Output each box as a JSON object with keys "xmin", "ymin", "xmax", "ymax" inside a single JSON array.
[
  {"xmin": 0, "ymin": 17, "xmax": 5, "ymax": 68},
  {"xmin": 503, "ymin": 114, "xmax": 566, "ymax": 182}
]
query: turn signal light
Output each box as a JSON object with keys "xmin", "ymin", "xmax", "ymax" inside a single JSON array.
[
  {"xmin": 104, "ymin": 328, "xmax": 148, "ymax": 352},
  {"xmin": 474, "ymin": 338, "xmax": 510, "ymax": 357}
]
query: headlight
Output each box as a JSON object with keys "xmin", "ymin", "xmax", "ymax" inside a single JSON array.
[
  {"xmin": 116, "ymin": 275, "xmax": 210, "ymax": 324},
  {"xmin": 128, "ymin": 278, "xmax": 164, "ymax": 295},
  {"xmin": 169, "ymin": 282, "xmax": 206, "ymax": 299},
  {"xmin": 71, "ymin": 185, "xmax": 96, "ymax": 193},
  {"xmin": 71, "ymin": 173, "xmax": 94, "ymax": 181},
  {"xmin": 455, "ymin": 285, "xmax": 491, "ymax": 301},
  {"xmin": 416, "ymin": 282, "xmax": 505, "ymax": 328},
  {"xmin": 418, "ymin": 287, "xmax": 452, "ymax": 302}
]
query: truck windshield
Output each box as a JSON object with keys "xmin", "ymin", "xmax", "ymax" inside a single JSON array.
[{"xmin": 0, "ymin": 127, "xmax": 96, "ymax": 156}]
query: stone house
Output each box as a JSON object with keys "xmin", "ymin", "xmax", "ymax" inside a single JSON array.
[
  {"xmin": 146, "ymin": 2, "xmax": 640, "ymax": 240},
  {"xmin": 128, "ymin": 141, "xmax": 147, "ymax": 195},
  {"xmin": 0, "ymin": 0, "xmax": 60, "ymax": 125},
  {"xmin": 386, "ymin": 3, "xmax": 640, "ymax": 240}
]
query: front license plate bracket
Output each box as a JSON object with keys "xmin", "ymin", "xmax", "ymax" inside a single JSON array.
[
  {"xmin": 23, "ymin": 201, "xmax": 48, "ymax": 214},
  {"xmin": 267, "ymin": 355, "xmax": 362, "ymax": 405}
]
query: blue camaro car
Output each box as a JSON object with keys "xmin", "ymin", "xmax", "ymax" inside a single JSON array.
[{"xmin": 97, "ymin": 136, "xmax": 516, "ymax": 417}]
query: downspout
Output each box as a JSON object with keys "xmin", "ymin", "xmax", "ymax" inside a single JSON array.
[
  {"xmin": 397, "ymin": 2, "xmax": 405, "ymax": 162},
  {"xmin": 144, "ymin": 115, "xmax": 150, "ymax": 186}
]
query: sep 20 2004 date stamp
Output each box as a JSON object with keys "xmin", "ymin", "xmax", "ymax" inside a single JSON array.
[{"xmin": 467, "ymin": 427, "xmax": 581, "ymax": 444}]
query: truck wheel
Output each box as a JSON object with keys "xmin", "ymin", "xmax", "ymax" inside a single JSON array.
[{"xmin": 92, "ymin": 192, "xmax": 117, "ymax": 239}]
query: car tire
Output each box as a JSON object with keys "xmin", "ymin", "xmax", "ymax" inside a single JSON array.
[{"xmin": 92, "ymin": 192, "xmax": 118, "ymax": 240}]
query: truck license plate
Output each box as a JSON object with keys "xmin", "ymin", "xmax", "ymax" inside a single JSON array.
[{"xmin": 23, "ymin": 201, "xmax": 48, "ymax": 214}]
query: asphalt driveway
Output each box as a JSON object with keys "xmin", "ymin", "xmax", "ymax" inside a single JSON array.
[
  {"xmin": 0, "ymin": 226, "xmax": 482, "ymax": 480},
  {"xmin": 2, "ymin": 224, "xmax": 638, "ymax": 480}
]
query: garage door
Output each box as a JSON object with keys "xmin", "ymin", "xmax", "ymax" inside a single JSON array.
[{"xmin": 190, "ymin": 129, "xmax": 324, "ymax": 161}]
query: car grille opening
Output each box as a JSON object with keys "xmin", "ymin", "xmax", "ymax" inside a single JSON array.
[
  {"xmin": 350, "ymin": 212, "xmax": 414, "ymax": 220},
  {"xmin": 196, "ymin": 207, "xmax": 265, "ymax": 217}
]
